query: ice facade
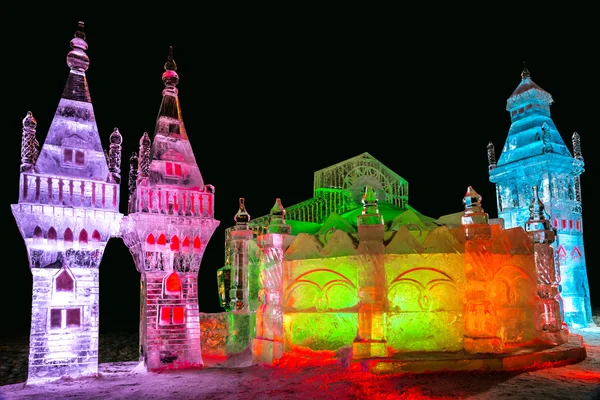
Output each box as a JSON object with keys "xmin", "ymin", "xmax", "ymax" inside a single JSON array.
[
  {"xmin": 120, "ymin": 47, "xmax": 219, "ymax": 371},
  {"xmin": 211, "ymin": 153, "xmax": 576, "ymax": 368},
  {"xmin": 10, "ymin": 22, "xmax": 123, "ymax": 384},
  {"xmin": 488, "ymin": 66, "xmax": 593, "ymax": 328}
]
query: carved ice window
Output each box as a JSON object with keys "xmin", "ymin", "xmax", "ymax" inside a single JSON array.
[
  {"xmin": 164, "ymin": 272, "xmax": 182, "ymax": 297},
  {"xmin": 165, "ymin": 161, "xmax": 183, "ymax": 177},
  {"xmin": 63, "ymin": 148, "xmax": 85, "ymax": 167},
  {"xmin": 49, "ymin": 308, "xmax": 81, "ymax": 330},
  {"xmin": 158, "ymin": 306, "xmax": 185, "ymax": 326}
]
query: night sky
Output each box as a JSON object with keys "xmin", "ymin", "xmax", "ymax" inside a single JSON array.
[{"xmin": 3, "ymin": 12, "xmax": 598, "ymax": 336}]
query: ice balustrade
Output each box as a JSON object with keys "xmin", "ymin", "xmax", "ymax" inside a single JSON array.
[
  {"xmin": 19, "ymin": 172, "xmax": 119, "ymax": 211},
  {"xmin": 136, "ymin": 185, "xmax": 214, "ymax": 217}
]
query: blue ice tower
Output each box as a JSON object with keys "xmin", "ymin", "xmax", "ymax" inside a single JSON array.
[{"xmin": 488, "ymin": 66, "xmax": 593, "ymax": 328}]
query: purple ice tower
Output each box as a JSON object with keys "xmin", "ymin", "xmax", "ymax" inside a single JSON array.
[
  {"xmin": 11, "ymin": 22, "xmax": 124, "ymax": 384},
  {"xmin": 120, "ymin": 47, "xmax": 220, "ymax": 371}
]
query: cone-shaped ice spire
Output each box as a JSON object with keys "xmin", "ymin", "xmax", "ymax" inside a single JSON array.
[
  {"xmin": 34, "ymin": 21, "xmax": 108, "ymax": 181},
  {"xmin": 20, "ymin": 111, "xmax": 39, "ymax": 172},
  {"xmin": 572, "ymin": 132, "xmax": 583, "ymax": 161},
  {"xmin": 234, "ymin": 198, "xmax": 251, "ymax": 230},
  {"xmin": 146, "ymin": 46, "xmax": 204, "ymax": 190},
  {"xmin": 487, "ymin": 141, "xmax": 496, "ymax": 170},
  {"xmin": 128, "ymin": 151, "xmax": 138, "ymax": 212}
]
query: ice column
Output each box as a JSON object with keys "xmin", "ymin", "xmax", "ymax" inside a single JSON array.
[
  {"xmin": 525, "ymin": 185, "xmax": 569, "ymax": 345},
  {"xmin": 461, "ymin": 187, "xmax": 502, "ymax": 353},
  {"xmin": 353, "ymin": 186, "xmax": 388, "ymax": 359},
  {"xmin": 253, "ymin": 198, "xmax": 294, "ymax": 364}
]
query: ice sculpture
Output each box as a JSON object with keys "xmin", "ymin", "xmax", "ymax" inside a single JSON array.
[
  {"xmin": 120, "ymin": 47, "xmax": 219, "ymax": 371},
  {"xmin": 10, "ymin": 22, "xmax": 123, "ymax": 385},
  {"xmin": 488, "ymin": 66, "xmax": 593, "ymax": 328},
  {"xmin": 218, "ymin": 153, "xmax": 584, "ymax": 372}
]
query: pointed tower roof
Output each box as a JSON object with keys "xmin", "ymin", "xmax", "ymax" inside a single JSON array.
[
  {"xmin": 34, "ymin": 21, "xmax": 109, "ymax": 181},
  {"xmin": 495, "ymin": 65, "xmax": 572, "ymax": 167},
  {"xmin": 147, "ymin": 46, "xmax": 204, "ymax": 189}
]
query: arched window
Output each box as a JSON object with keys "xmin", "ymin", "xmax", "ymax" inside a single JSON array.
[
  {"xmin": 170, "ymin": 235, "xmax": 180, "ymax": 252},
  {"xmin": 157, "ymin": 234, "xmax": 167, "ymax": 251},
  {"xmin": 79, "ymin": 229, "xmax": 88, "ymax": 247},
  {"xmin": 182, "ymin": 236, "xmax": 191, "ymax": 254},
  {"xmin": 164, "ymin": 271, "xmax": 181, "ymax": 296},
  {"xmin": 55, "ymin": 268, "xmax": 75, "ymax": 292},
  {"xmin": 91, "ymin": 230, "xmax": 101, "ymax": 248},
  {"xmin": 146, "ymin": 233, "xmax": 155, "ymax": 251},
  {"xmin": 47, "ymin": 227, "xmax": 57, "ymax": 246},
  {"xmin": 64, "ymin": 228, "xmax": 74, "ymax": 245},
  {"xmin": 33, "ymin": 226, "xmax": 43, "ymax": 245},
  {"xmin": 193, "ymin": 236, "xmax": 201, "ymax": 254}
]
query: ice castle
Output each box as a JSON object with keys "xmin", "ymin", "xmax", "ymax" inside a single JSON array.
[
  {"xmin": 208, "ymin": 152, "xmax": 588, "ymax": 372},
  {"xmin": 487, "ymin": 66, "xmax": 593, "ymax": 328},
  {"xmin": 10, "ymin": 22, "xmax": 123, "ymax": 384},
  {"xmin": 11, "ymin": 22, "xmax": 592, "ymax": 383}
]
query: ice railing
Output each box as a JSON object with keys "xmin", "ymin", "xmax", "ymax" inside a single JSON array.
[
  {"xmin": 136, "ymin": 185, "xmax": 214, "ymax": 218},
  {"xmin": 19, "ymin": 172, "xmax": 120, "ymax": 211}
]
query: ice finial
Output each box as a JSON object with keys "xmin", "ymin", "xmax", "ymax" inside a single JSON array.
[
  {"xmin": 487, "ymin": 141, "xmax": 496, "ymax": 170},
  {"xmin": 66, "ymin": 21, "xmax": 89, "ymax": 73},
  {"xmin": 162, "ymin": 46, "xmax": 179, "ymax": 96},
  {"xmin": 20, "ymin": 111, "xmax": 39, "ymax": 172},
  {"xmin": 357, "ymin": 185, "xmax": 384, "ymax": 226},
  {"xmin": 234, "ymin": 198, "xmax": 251, "ymax": 230},
  {"xmin": 572, "ymin": 131, "xmax": 583, "ymax": 161},
  {"xmin": 521, "ymin": 61, "xmax": 530, "ymax": 80},
  {"xmin": 541, "ymin": 122, "xmax": 552, "ymax": 153},
  {"xmin": 461, "ymin": 186, "xmax": 490, "ymax": 235},
  {"xmin": 362, "ymin": 186, "xmax": 379, "ymax": 215},
  {"xmin": 138, "ymin": 132, "xmax": 151, "ymax": 179},
  {"xmin": 128, "ymin": 152, "xmax": 138, "ymax": 213},
  {"xmin": 267, "ymin": 198, "xmax": 291, "ymax": 234},
  {"xmin": 525, "ymin": 185, "xmax": 553, "ymax": 235},
  {"xmin": 462, "ymin": 186, "xmax": 483, "ymax": 213},
  {"xmin": 107, "ymin": 128, "xmax": 123, "ymax": 184}
]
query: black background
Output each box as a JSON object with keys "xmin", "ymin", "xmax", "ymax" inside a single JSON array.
[{"xmin": 3, "ymin": 10, "xmax": 597, "ymax": 335}]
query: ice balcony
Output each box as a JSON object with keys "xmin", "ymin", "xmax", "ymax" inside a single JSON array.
[{"xmin": 18, "ymin": 172, "xmax": 119, "ymax": 212}]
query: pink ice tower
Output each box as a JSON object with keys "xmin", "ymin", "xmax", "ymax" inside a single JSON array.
[
  {"xmin": 120, "ymin": 47, "xmax": 220, "ymax": 371},
  {"xmin": 11, "ymin": 22, "xmax": 124, "ymax": 384}
]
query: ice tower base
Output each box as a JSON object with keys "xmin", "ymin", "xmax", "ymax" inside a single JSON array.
[{"xmin": 362, "ymin": 333, "xmax": 586, "ymax": 374}]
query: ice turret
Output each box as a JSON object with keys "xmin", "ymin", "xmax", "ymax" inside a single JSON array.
[
  {"xmin": 11, "ymin": 21, "xmax": 123, "ymax": 385},
  {"xmin": 489, "ymin": 66, "xmax": 592, "ymax": 328},
  {"xmin": 120, "ymin": 46, "xmax": 219, "ymax": 371}
]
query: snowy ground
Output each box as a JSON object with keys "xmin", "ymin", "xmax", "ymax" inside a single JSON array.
[{"xmin": 1, "ymin": 319, "xmax": 599, "ymax": 399}]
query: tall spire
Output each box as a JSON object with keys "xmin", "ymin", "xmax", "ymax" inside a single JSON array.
[
  {"xmin": 162, "ymin": 46, "xmax": 179, "ymax": 97},
  {"xmin": 267, "ymin": 198, "xmax": 291, "ymax": 234},
  {"xmin": 138, "ymin": 132, "xmax": 151, "ymax": 180},
  {"xmin": 33, "ymin": 20, "xmax": 108, "ymax": 180}
]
